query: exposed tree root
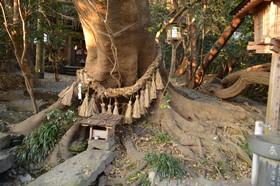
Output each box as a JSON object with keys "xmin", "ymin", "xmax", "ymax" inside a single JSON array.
[
  {"xmin": 122, "ymin": 135, "xmax": 145, "ymax": 163},
  {"xmin": 214, "ymin": 71, "xmax": 269, "ymax": 99},
  {"xmin": 151, "ymin": 68, "xmax": 261, "ymax": 169},
  {"xmin": 47, "ymin": 121, "xmax": 81, "ymax": 167},
  {"xmin": 167, "ymin": 83, "xmax": 252, "ymax": 123},
  {"xmin": 8, "ymin": 101, "xmax": 65, "ymax": 135},
  {"xmin": 221, "ymin": 63, "xmax": 270, "ymax": 86}
]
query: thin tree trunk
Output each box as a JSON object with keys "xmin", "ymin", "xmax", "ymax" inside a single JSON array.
[
  {"xmin": 194, "ymin": 17, "xmax": 243, "ymax": 87},
  {"xmin": 189, "ymin": 19, "xmax": 198, "ymax": 80},
  {"xmin": 1, "ymin": 1, "xmax": 38, "ymax": 113},
  {"xmin": 35, "ymin": 0, "xmax": 44, "ymax": 78}
]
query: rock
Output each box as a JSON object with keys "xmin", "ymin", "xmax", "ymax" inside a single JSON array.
[
  {"xmin": 28, "ymin": 150, "xmax": 115, "ymax": 186},
  {"xmin": 0, "ymin": 132, "xmax": 11, "ymax": 150},
  {"xmin": 149, "ymin": 171, "xmax": 156, "ymax": 186},
  {"xmin": 97, "ymin": 175, "xmax": 107, "ymax": 186},
  {"xmin": 0, "ymin": 150, "xmax": 14, "ymax": 173},
  {"xmin": 87, "ymin": 139, "xmax": 115, "ymax": 151},
  {"xmin": 0, "ymin": 103, "xmax": 7, "ymax": 112},
  {"xmin": 19, "ymin": 174, "xmax": 33, "ymax": 184},
  {"xmin": 104, "ymin": 164, "xmax": 113, "ymax": 176},
  {"xmin": 0, "ymin": 120, "xmax": 9, "ymax": 132}
]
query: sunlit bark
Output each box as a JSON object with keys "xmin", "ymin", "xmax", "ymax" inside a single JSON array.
[{"xmin": 74, "ymin": 0, "xmax": 156, "ymax": 88}]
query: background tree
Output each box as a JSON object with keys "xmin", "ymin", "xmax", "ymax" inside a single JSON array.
[{"xmin": 0, "ymin": 0, "xmax": 38, "ymax": 113}]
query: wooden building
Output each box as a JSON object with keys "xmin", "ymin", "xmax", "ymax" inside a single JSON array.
[{"xmin": 232, "ymin": 0, "xmax": 280, "ymax": 133}]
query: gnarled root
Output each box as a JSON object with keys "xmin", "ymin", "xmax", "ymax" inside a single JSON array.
[
  {"xmin": 9, "ymin": 101, "xmax": 65, "ymax": 135},
  {"xmin": 214, "ymin": 71, "xmax": 269, "ymax": 99},
  {"xmin": 122, "ymin": 135, "xmax": 145, "ymax": 163},
  {"xmin": 47, "ymin": 121, "xmax": 81, "ymax": 167}
]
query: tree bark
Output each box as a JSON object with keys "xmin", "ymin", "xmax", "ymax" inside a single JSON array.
[
  {"xmin": 9, "ymin": 101, "xmax": 64, "ymax": 135},
  {"xmin": 194, "ymin": 17, "xmax": 243, "ymax": 87},
  {"xmin": 74, "ymin": 0, "xmax": 156, "ymax": 88}
]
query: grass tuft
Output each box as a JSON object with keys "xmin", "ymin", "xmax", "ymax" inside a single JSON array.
[
  {"xmin": 152, "ymin": 132, "xmax": 171, "ymax": 144},
  {"xmin": 138, "ymin": 173, "xmax": 151, "ymax": 186},
  {"xmin": 145, "ymin": 153, "xmax": 185, "ymax": 179},
  {"xmin": 16, "ymin": 109, "xmax": 76, "ymax": 167}
]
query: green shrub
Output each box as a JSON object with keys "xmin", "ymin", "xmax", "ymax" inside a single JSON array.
[
  {"xmin": 153, "ymin": 132, "xmax": 171, "ymax": 144},
  {"xmin": 17, "ymin": 109, "xmax": 76, "ymax": 166},
  {"xmin": 145, "ymin": 153, "xmax": 185, "ymax": 179},
  {"xmin": 138, "ymin": 173, "xmax": 151, "ymax": 186}
]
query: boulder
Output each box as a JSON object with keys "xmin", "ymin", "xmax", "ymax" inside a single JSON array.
[
  {"xmin": 0, "ymin": 132, "xmax": 11, "ymax": 150},
  {"xmin": 0, "ymin": 150, "xmax": 14, "ymax": 173},
  {"xmin": 28, "ymin": 150, "xmax": 115, "ymax": 186}
]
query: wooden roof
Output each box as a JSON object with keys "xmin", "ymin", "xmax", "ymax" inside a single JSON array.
[
  {"xmin": 231, "ymin": 0, "xmax": 271, "ymax": 18},
  {"xmin": 80, "ymin": 113, "xmax": 123, "ymax": 127}
]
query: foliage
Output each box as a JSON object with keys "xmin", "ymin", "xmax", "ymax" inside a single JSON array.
[
  {"xmin": 160, "ymin": 92, "xmax": 172, "ymax": 109},
  {"xmin": 17, "ymin": 109, "xmax": 76, "ymax": 167},
  {"xmin": 240, "ymin": 138, "xmax": 252, "ymax": 159},
  {"xmin": 138, "ymin": 173, "xmax": 151, "ymax": 186},
  {"xmin": 145, "ymin": 153, "xmax": 185, "ymax": 179},
  {"xmin": 152, "ymin": 132, "xmax": 171, "ymax": 144},
  {"xmin": 149, "ymin": 2, "xmax": 169, "ymax": 35},
  {"xmin": 151, "ymin": 0, "xmax": 269, "ymax": 88},
  {"xmin": 68, "ymin": 141, "xmax": 87, "ymax": 154},
  {"xmin": 127, "ymin": 172, "xmax": 150, "ymax": 186}
]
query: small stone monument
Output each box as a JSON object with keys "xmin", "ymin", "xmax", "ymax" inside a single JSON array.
[{"xmin": 80, "ymin": 113, "xmax": 122, "ymax": 150}]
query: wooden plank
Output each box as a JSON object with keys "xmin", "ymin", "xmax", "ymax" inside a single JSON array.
[
  {"xmin": 247, "ymin": 44, "xmax": 274, "ymax": 53},
  {"xmin": 266, "ymin": 52, "xmax": 280, "ymax": 133}
]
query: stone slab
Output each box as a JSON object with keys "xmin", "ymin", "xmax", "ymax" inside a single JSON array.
[
  {"xmin": 0, "ymin": 132, "xmax": 11, "ymax": 150},
  {"xmin": 28, "ymin": 150, "xmax": 115, "ymax": 186},
  {"xmin": 0, "ymin": 149, "xmax": 14, "ymax": 173},
  {"xmin": 88, "ymin": 139, "xmax": 115, "ymax": 151}
]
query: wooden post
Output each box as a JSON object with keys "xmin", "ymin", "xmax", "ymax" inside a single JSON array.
[
  {"xmin": 89, "ymin": 127, "xmax": 93, "ymax": 141},
  {"xmin": 266, "ymin": 52, "xmax": 280, "ymax": 133}
]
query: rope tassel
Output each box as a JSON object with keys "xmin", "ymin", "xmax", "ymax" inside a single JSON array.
[
  {"xmin": 88, "ymin": 95, "xmax": 99, "ymax": 115},
  {"xmin": 144, "ymin": 83, "xmax": 150, "ymax": 108},
  {"xmin": 92, "ymin": 94, "xmax": 100, "ymax": 114},
  {"xmin": 139, "ymin": 90, "xmax": 146, "ymax": 115},
  {"xmin": 101, "ymin": 103, "xmax": 106, "ymax": 113},
  {"xmin": 156, "ymin": 69, "xmax": 164, "ymax": 90},
  {"xmin": 107, "ymin": 103, "xmax": 112, "ymax": 114},
  {"xmin": 150, "ymin": 75, "xmax": 157, "ymax": 100},
  {"xmin": 113, "ymin": 101, "xmax": 119, "ymax": 115},
  {"xmin": 78, "ymin": 92, "xmax": 90, "ymax": 117},
  {"xmin": 59, "ymin": 82, "xmax": 76, "ymax": 106},
  {"xmin": 124, "ymin": 100, "xmax": 133, "ymax": 124},
  {"xmin": 133, "ymin": 95, "xmax": 141, "ymax": 119}
]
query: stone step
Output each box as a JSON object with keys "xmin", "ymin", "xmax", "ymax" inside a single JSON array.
[
  {"xmin": 0, "ymin": 132, "xmax": 11, "ymax": 150},
  {"xmin": 28, "ymin": 150, "xmax": 115, "ymax": 186},
  {"xmin": 0, "ymin": 149, "xmax": 14, "ymax": 173}
]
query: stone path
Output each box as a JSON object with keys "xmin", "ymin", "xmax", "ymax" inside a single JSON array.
[{"xmin": 28, "ymin": 150, "xmax": 115, "ymax": 186}]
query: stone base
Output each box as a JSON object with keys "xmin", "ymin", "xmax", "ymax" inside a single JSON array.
[{"xmin": 88, "ymin": 139, "xmax": 114, "ymax": 151}]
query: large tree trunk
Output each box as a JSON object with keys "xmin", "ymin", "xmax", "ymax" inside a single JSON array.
[{"xmin": 74, "ymin": 0, "xmax": 156, "ymax": 88}]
